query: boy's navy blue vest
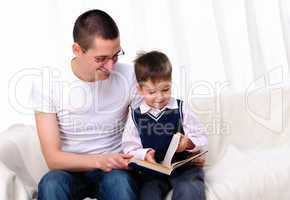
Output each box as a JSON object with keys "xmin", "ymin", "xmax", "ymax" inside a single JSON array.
[{"xmin": 132, "ymin": 99, "xmax": 189, "ymax": 163}]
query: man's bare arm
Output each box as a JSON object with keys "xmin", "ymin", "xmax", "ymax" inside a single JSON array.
[{"xmin": 35, "ymin": 112, "xmax": 132, "ymax": 172}]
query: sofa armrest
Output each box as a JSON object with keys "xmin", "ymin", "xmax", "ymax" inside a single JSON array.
[
  {"xmin": 0, "ymin": 124, "xmax": 48, "ymax": 199},
  {"xmin": 0, "ymin": 161, "xmax": 31, "ymax": 200}
]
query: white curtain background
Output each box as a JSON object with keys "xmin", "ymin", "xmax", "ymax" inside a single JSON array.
[{"xmin": 0, "ymin": 0, "xmax": 290, "ymax": 131}]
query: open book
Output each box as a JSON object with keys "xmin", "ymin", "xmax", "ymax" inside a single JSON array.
[{"xmin": 128, "ymin": 133, "xmax": 208, "ymax": 175}]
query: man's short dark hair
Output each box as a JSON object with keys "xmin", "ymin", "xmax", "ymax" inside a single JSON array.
[
  {"xmin": 73, "ymin": 9, "xmax": 119, "ymax": 51},
  {"xmin": 134, "ymin": 51, "xmax": 172, "ymax": 85}
]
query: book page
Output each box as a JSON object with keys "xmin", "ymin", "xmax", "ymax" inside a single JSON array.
[
  {"xmin": 172, "ymin": 150, "xmax": 208, "ymax": 169},
  {"xmin": 129, "ymin": 158, "xmax": 172, "ymax": 175},
  {"xmin": 161, "ymin": 133, "xmax": 181, "ymax": 167}
]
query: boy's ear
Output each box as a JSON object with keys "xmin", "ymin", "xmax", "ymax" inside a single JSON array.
[
  {"xmin": 72, "ymin": 43, "xmax": 83, "ymax": 57},
  {"xmin": 136, "ymin": 84, "xmax": 143, "ymax": 95}
]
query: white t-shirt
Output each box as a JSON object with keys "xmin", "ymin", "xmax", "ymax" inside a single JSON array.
[{"xmin": 30, "ymin": 61, "xmax": 141, "ymax": 154}]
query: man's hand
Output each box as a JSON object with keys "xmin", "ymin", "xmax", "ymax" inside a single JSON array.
[
  {"xmin": 145, "ymin": 149, "xmax": 156, "ymax": 163},
  {"xmin": 95, "ymin": 153, "xmax": 133, "ymax": 172},
  {"xmin": 176, "ymin": 135, "xmax": 195, "ymax": 152}
]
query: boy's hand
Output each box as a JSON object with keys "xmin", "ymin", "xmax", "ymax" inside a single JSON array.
[
  {"xmin": 145, "ymin": 149, "xmax": 157, "ymax": 163},
  {"xmin": 191, "ymin": 150, "xmax": 206, "ymax": 167},
  {"xmin": 192, "ymin": 157, "xmax": 205, "ymax": 167},
  {"xmin": 176, "ymin": 135, "xmax": 195, "ymax": 152}
]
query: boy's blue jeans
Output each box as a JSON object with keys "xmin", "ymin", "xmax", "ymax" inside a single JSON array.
[
  {"xmin": 139, "ymin": 165, "xmax": 205, "ymax": 200},
  {"xmin": 37, "ymin": 169, "xmax": 138, "ymax": 200}
]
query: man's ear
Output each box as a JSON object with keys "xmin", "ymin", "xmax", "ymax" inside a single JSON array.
[{"xmin": 72, "ymin": 43, "xmax": 83, "ymax": 57}]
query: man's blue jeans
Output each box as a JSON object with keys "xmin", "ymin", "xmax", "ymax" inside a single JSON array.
[{"xmin": 37, "ymin": 169, "xmax": 138, "ymax": 200}]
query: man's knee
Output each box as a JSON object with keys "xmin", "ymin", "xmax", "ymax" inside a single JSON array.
[
  {"xmin": 38, "ymin": 170, "xmax": 73, "ymax": 199},
  {"xmin": 100, "ymin": 170, "xmax": 137, "ymax": 200},
  {"xmin": 102, "ymin": 170, "xmax": 135, "ymax": 188}
]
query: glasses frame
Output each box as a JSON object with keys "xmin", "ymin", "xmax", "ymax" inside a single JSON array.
[{"xmin": 93, "ymin": 49, "xmax": 125, "ymax": 64}]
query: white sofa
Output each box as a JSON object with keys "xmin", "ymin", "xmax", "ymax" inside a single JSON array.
[{"xmin": 1, "ymin": 85, "xmax": 290, "ymax": 200}]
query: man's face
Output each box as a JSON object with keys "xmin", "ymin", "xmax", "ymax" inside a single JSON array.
[{"xmin": 75, "ymin": 37, "xmax": 121, "ymax": 80}]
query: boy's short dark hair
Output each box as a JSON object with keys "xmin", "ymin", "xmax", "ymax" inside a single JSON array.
[
  {"xmin": 134, "ymin": 51, "xmax": 172, "ymax": 85},
  {"xmin": 73, "ymin": 9, "xmax": 119, "ymax": 51}
]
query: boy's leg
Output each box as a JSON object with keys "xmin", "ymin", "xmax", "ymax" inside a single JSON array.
[
  {"xmin": 170, "ymin": 166, "xmax": 206, "ymax": 200},
  {"xmin": 97, "ymin": 169, "xmax": 139, "ymax": 200},
  {"xmin": 139, "ymin": 174, "xmax": 171, "ymax": 200},
  {"xmin": 37, "ymin": 170, "xmax": 100, "ymax": 200}
]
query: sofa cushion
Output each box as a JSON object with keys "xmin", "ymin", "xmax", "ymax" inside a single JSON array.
[{"xmin": 205, "ymin": 144, "xmax": 290, "ymax": 200}]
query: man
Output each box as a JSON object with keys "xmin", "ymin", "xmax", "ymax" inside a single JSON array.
[{"xmin": 31, "ymin": 9, "xmax": 140, "ymax": 200}]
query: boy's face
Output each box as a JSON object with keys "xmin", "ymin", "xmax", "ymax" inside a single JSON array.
[
  {"xmin": 138, "ymin": 79, "xmax": 172, "ymax": 110},
  {"xmin": 73, "ymin": 37, "xmax": 121, "ymax": 80}
]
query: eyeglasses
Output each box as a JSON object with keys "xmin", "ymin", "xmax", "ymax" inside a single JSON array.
[{"xmin": 94, "ymin": 49, "xmax": 125, "ymax": 64}]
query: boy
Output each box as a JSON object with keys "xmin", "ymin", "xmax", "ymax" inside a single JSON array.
[{"xmin": 122, "ymin": 51, "xmax": 208, "ymax": 200}]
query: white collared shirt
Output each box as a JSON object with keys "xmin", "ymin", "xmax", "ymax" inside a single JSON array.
[
  {"xmin": 139, "ymin": 97, "xmax": 178, "ymax": 117},
  {"xmin": 122, "ymin": 97, "xmax": 208, "ymax": 160}
]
